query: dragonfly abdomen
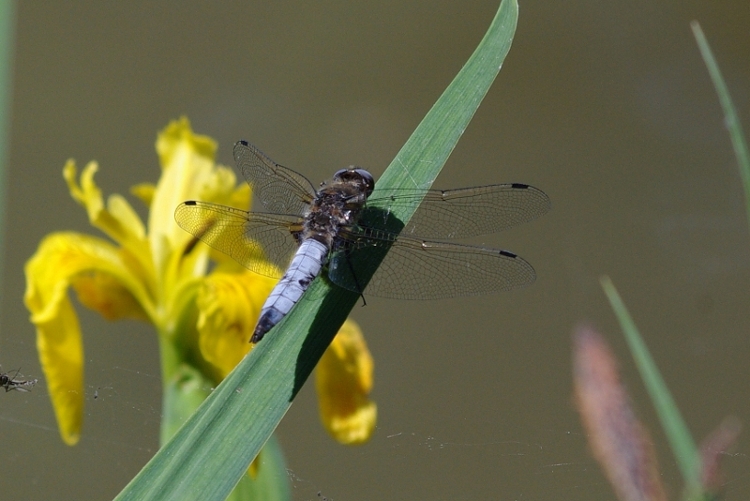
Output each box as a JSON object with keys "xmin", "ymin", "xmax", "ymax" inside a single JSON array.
[{"xmin": 251, "ymin": 238, "xmax": 329, "ymax": 343}]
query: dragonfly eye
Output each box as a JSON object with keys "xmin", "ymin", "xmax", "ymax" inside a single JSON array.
[{"xmin": 334, "ymin": 167, "xmax": 375, "ymax": 197}]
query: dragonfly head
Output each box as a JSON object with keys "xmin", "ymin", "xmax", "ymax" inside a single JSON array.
[{"xmin": 333, "ymin": 167, "xmax": 375, "ymax": 198}]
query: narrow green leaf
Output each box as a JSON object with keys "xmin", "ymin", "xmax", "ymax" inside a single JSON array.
[
  {"xmin": 0, "ymin": 0, "xmax": 15, "ymax": 306},
  {"xmin": 115, "ymin": 1, "xmax": 519, "ymax": 499},
  {"xmin": 691, "ymin": 22, "xmax": 750, "ymax": 232},
  {"xmin": 600, "ymin": 276, "xmax": 702, "ymax": 497}
]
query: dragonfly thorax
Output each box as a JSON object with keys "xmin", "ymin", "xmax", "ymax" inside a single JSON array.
[{"xmin": 303, "ymin": 174, "xmax": 372, "ymax": 249}]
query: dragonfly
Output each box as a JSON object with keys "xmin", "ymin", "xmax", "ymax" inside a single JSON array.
[{"xmin": 175, "ymin": 141, "xmax": 550, "ymax": 343}]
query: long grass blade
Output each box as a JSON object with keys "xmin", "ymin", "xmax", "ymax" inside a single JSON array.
[
  {"xmin": 691, "ymin": 22, "xmax": 750, "ymax": 232},
  {"xmin": 0, "ymin": 1, "xmax": 15, "ymax": 310},
  {"xmin": 600, "ymin": 276, "xmax": 701, "ymax": 498},
  {"xmin": 114, "ymin": 1, "xmax": 520, "ymax": 500}
]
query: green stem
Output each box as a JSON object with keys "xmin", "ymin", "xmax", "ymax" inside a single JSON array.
[
  {"xmin": 156, "ymin": 331, "xmax": 290, "ymax": 500},
  {"xmin": 0, "ymin": 1, "xmax": 15, "ymax": 313},
  {"xmin": 158, "ymin": 334, "xmax": 211, "ymax": 445}
]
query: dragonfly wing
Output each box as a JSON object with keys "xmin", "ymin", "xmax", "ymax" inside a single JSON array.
[
  {"xmin": 174, "ymin": 201, "xmax": 300, "ymax": 278},
  {"xmin": 233, "ymin": 141, "xmax": 316, "ymax": 216},
  {"xmin": 328, "ymin": 227, "xmax": 536, "ymax": 299},
  {"xmin": 366, "ymin": 183, "xmax": 550, "ymax": 240}
]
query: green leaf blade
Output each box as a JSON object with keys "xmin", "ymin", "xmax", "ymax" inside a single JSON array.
[
  {"xmin": 691, "ymin": 22, "xmax": 750, "ymax": 232},
  {"xmin": 115, "ymin": 1, "xmax": 519, "ymax": 499},
  {"xmin": 600, "ymin": 276, "xmax": 702, "ymax": 497}
]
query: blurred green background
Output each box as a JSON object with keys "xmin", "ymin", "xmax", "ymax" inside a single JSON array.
[{"xmin": 1, "ymin": 1, "xmax": 749, "ymax": 499}]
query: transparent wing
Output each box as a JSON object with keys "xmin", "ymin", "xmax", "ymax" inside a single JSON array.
[
  {"xmin": 233, "ymin": 140, "xmax": 316, "ymax": 216},
  {"xmin": 174, "ymin": 201, "xmax": 301, "ymax": 278},
  {"xmin": 366, "ymin": 183, "xmax": 550, "ymax": 240},
  {"xmin": 328, "ymin": 226, "xmax": 536, "ymax": 299}
]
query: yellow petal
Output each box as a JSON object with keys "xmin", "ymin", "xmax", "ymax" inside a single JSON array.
[
  {"xmin": 108, "ymin": 194, "xmax": 146, "ymax": 241},
  {"xmin": 71, "ymin": 272, "xmax": 149, "ymax": 322},
  {"xmin": 34, "ymin": 296, "xmax": 83, "ymax": 446},
  {"xmin": 149, "ymin": 118, "xmax": 245, "ymax": 276},
  {"xmin": 156, "ymin": 116, "xmax": 217, "ymax": 170},
  {"xmin": 24, "ymin": 232, "xmax": 155, "ymax": 444},
  {"xmin": 228, "ymin": 182, "xmax": 251, "ymax": 212},
  {"xmin": 130, "ymin": 182, "xmax": 156, "ymax": 207},
  {"xmin": 247, "ymin": 453, "xmax": 260, "ymax": 479},
  {"xmin": 196, "ymin": 270, "xmax": 278, "ymax": 378},
  {"xmin": 64, "ymin": 160, "xmax": 147, "ymax": 252},
  {"xmin": 316, "ymin": 319, "xmax": 377, "ymax": 444}
]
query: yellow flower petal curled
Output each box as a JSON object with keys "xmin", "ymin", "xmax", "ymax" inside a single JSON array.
[
  {"xmin": 24, "ymin": 232, "xmax": 155, "ymax": 444},
  {"xmin": 32, "ymin": 295, "xmax": 83, "ymax": 446},
  {"xmin": 64, "ymin": 160, "xmax": 147, "ymax": 252},
  {"xmin": 316, "ymin": 319, "xmax": 377, "ymax": 444},
  {"xmin": 196, "ymin": 270, "xmax": 278, "ymax": 379}
]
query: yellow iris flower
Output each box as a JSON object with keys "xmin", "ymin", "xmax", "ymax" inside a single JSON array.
[{"xmin": 24, "ymin": 117, "xmax": 376, "ymax": 448}]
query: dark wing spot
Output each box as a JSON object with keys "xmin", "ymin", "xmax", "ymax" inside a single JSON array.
[{"xmin": 499, "ymin": 250, "xmax": 518, "ymax": 258}]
